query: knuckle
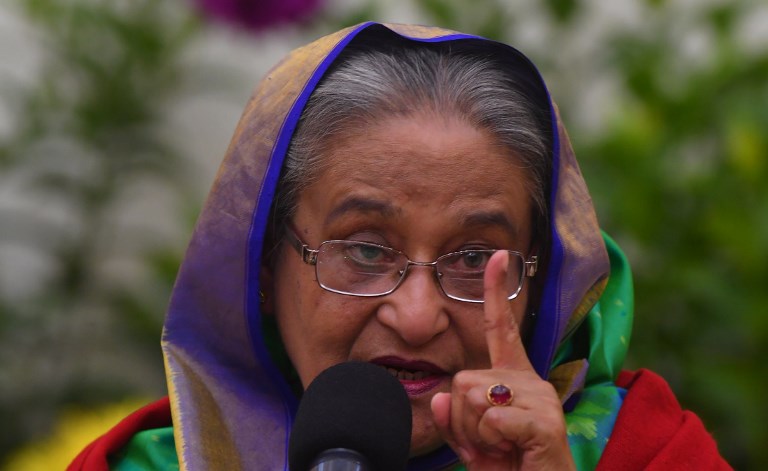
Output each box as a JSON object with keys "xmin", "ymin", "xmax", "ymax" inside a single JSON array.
[
  {"xmin": 483, "ymin": 314, "xmax": 506, "ymax": 333},
  {"xmin": 483, "ymin": 406, "xmax": 506, "ymax": 427},
  {"xmin": 540, "ymin": 380, "xmax": 558, "ymax": 396},
  {"xmin": 452, "ymin": 370, "xmax": 474, "ymax": 392}
]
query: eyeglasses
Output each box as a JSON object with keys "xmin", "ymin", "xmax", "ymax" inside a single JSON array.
[{"xmin": 284, "ymin": 228, "xmax": 537, "ymax": 303}]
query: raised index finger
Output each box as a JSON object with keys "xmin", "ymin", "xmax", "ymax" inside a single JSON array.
[{"xmin": 483, "ymin": 250, "xmax": 534, "ymax": 371}]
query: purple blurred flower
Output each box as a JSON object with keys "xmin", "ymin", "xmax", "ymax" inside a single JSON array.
[{"xmin": 194, "ymin": 0, "xmax": 324, "ymax": 31}]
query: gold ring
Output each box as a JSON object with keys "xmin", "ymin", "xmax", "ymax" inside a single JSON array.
[{"xmin": 486, "ymin": 383, "xmax": 514, "ymax": 406}]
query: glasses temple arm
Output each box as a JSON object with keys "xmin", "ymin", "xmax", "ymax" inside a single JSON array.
[
  {"xmin": 285, "ymin": 228, "xmax": 319, "ymax": 265},
  {"xmin": 524, "ymin": 255, "xmax": 538, "ymax": 277}
]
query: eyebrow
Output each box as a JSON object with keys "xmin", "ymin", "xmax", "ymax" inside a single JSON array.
[
  {"xmin": 324, "ymin": 197, "xmax": 521, "ymax": 238},
  {"xmin": 324, "ymin": 196, "xmax": 399, "ymax": 226},
  {"xmin": 459, "ymin": 210, "xmax": 520, "ymax": 238}
]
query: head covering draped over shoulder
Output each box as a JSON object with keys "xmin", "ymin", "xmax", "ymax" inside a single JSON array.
[{"xmin": 161, "ymin": 22, "xmax": 633, "ymax": 471}]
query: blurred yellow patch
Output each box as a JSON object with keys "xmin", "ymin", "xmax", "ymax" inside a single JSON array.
[
  {"xmin": 2, "ymin": 399, "xmax": 149, "ymax": 471},
  {"xmin": 727, "ymin": 121, "xmax": 765, "ymax": 179}
]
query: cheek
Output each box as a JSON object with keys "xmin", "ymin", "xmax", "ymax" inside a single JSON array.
[
  {"xmin": 456, "ymin": 296, "xmax": 531, "ymax": 370},
  {"xmin": 274, "ymin": 268, "xmax": 374, "ymax": 386},
  {"xmin": 454, "ymin": 313, "xmax": 492, "ymax": 369}
]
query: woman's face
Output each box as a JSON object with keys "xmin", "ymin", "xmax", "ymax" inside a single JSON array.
[{"xmin": 265, "ymin": 111, "xmax": 535, "ymax": 456}]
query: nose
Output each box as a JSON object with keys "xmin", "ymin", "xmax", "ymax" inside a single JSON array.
[{"xmin": 376, "ymin": 265, "xmax": 450, "ymax": 346}]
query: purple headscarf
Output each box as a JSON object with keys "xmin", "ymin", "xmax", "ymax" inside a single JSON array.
[{"xmin": 161, "ymin": 22, "xmax": 611, "ymax": 470}]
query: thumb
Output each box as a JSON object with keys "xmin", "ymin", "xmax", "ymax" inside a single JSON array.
[
  {"xmin": 430, "ymin": 392, "xmax": 452, "ymax": 436},
  {"xmin": 430, "ymin": 393, "xmax": 474, "ymax": 464}
]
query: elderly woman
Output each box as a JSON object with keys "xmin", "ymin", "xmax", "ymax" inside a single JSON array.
[{"xmin": 70, "ymin": 23, "xmax": 730, "ymax": 470}]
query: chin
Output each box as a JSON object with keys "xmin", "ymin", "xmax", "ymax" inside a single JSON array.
[{"xmin": 408, "ymin": 404, "xmax": 444, "ymax": 458}]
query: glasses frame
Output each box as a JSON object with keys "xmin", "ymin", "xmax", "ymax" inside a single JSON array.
[{"xmin": 284, "ymin": 228, "xmax": 537, "ymax": 303}]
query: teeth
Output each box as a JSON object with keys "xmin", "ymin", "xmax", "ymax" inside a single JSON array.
[{"xmin": 383, "ymin": 366, "xmax": 429, "ymax": 381}]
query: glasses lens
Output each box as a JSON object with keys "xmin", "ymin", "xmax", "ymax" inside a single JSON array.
[
  {"xmin": 438, "ymin": 250, "xmax": 525, "ymax": 302},
  {"xmin": 316, "ymin": 241, "xmax": 405, "ymax": 295}
]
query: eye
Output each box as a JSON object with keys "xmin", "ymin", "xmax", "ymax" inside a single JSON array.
[
  {"xmin": 440, "ymin": 249, "xmax": 493, "ymax": 275},
  {"xmin": 354, "ymin": 244, "xmax": 385, "ymax": 262},
  {"xmin": 344, "ymin": 242, "xmax": 394, "ymax": 266},
  {"xmin": 460, "ymin": 250, "xmax": 490, "ymax": 269}
]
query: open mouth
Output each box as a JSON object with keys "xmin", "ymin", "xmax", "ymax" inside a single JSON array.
[
  {"xmin": 369, "ymin": 357, "xmax": 447, "ymax": 396},
  {"xmin": 383, "ymin": 366, "xmax": 432, "ymax": 381}
]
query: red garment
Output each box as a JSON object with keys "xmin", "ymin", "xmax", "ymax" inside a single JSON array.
[
  {"xmin": 69, "ymin": 370, "xmax": 730, "ymax": 470},
  {"xmin": 67, "ymin": 397, "xmax": 171, "ymax": 471},
  {"xmin": 598, "ymin": 369, "xmax": 732, "ymax": 470}
]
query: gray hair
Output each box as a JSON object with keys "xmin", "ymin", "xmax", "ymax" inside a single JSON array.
[{"xmin": 268, "ymin": 38, "xmax": 552, "ymax": 252}]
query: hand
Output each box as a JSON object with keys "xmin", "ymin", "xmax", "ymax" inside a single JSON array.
[{"xmin": 430, "ymin": 251, "xmax": 575, "ymax": 470}]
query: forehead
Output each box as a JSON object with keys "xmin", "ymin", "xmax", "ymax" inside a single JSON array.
[
  {"xmin": 325, "ymin": 114, "xmax": 526, "ymax": 193},
  {"xmin": 296, "ymin": 112, "xmax": 533, "ymax": 241}
]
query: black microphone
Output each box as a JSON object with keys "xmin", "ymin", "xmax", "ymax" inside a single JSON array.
[{"xmin": 288, "ymin": 361, "xmax": 412, "ymax": 471}]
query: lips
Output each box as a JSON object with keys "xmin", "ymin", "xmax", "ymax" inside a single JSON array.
[{"xmin": 370, "ymin": 356, "xmax": 448, "ymax": 396}]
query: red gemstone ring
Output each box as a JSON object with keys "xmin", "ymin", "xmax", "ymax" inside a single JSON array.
[{"xmin": 486, "ymin": 383, "xmax": 514, "ymax": 406}]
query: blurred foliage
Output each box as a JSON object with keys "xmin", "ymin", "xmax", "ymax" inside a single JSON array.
[
  {"xmin": 581, "ymin": 6, "xmax": 768, "ymax": 469},
  {"xmin": 0, "ymin": 0, "xmax": 198, "ymax": 465},
  {"xmin": 1, "ymin": 0, "xmax": 766, "ymax": 469}
]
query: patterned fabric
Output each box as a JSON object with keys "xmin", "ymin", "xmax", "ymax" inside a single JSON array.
[
  {"xmin": 558, "ymin": 234, "xmax": 633, "ymax": 470},
  {"xmin": 160, "ymin": 22, "xmax": 631, "ymax": 470},
  {"xmin": 112, "ymin": 428, "xmax": 179, "ymax": 471}
]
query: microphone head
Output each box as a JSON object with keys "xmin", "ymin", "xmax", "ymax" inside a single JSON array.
[{"xmin": 288, "ymin": 361, "xmax": 412, "ymax": 471}]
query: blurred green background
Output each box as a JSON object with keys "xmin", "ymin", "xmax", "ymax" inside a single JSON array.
[{"xmin": 0, "ymin": 0, "xmax": 765, "ymax": 469}]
